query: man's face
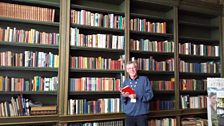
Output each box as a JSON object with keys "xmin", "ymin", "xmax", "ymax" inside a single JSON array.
[
  {"xmin": 126, "ymin": 63, "xmax": 137, "ymax": 78},
  {"xmin": 210, "ymin": 95, "xmax": 217, "ymax": 105}
]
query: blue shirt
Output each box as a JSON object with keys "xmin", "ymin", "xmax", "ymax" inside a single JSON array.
[{"xmin": 121, "ymin": 75, "xmax": 153, "ymax": 116}]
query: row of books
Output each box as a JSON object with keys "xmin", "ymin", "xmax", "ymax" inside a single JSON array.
[
  {"xmin": 69, "ymin": 118, "xmax": 178, "ymax": 126},
  {"xmin": 179, "ymin": 60, "xmax": 219, "ymax": 73},
  {"xmin": 179, "ymin": 43, "xmax": 219, "ymax": 57},
  {"xmin": 181, "ymin": 117, "xmax": 207, "ymax": 126},
  {"xmin": 0, "ymin": 95, "xmax": 29, "ymax": 117},
  {"xmin": 180, "ymin": 79, "xmax": 207, "ymax": 91},
  {"xmin": 70, "ymin": 56, "xmax": 124, "ymax": 70},
  {"xmin": 71, "ymin": 10, "xmax": 124, "ymax": 29},
  {"xmin": 68, "ymin": 98, "xmax": 121, "ymax": 115},
  {"xmin": 0, "ymin": 51, "xmax": 59, "ymax": 68},
  {"xmin": 151, "ymin": 80, "xmax": 175, "ymax": 91},
  {"xmin": 132, "ymin": 57, "xmax": 175, "ymax": 71},
  {"xmin": 1, "ymin": 95, "xmax": 57, "ymax": 117},
  {"xmin": 70, "ymin": 77, "xmax": 121, "ymax": 92},
  {"xmin": 0, "ymin": 2, "xmax": 55, "ymax": 22},
  {"xmin": 130, "ymin": 18, "xmax": 167, "ymax": 33},
  {"xmin": 0, "ymin": 27, "xmax": 60, "ymax": 45},
  {"xmin": 150, "ymin": 100, "xmax": 175, "ymax": 110},
  {"xmin": 30, "ymin": 105, "xmax": 57, "ymax": 115},
  {"xmin": 181, "ymin": 95, "xmax": 207, "ymax": 109},
  {"xmin": 69, "ymin": 120, "xmax": 124, "ymax": 126},
  {"xmin": 130, "ymin": 39, "xmax": 174, "ymax": 52},
  {"xmin": 70, "ymin": 28, "xmax": 124, "ymax": 49},
  {"xmin": 148, "ymin": 118, "xmax": 176, "ymax": 126},
  {"xmin": 0, "ymin": 76, "xmax": 58, "ymax": 92}
]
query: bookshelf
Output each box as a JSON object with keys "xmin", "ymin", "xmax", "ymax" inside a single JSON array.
[
  {"xmin": 178, "ymin": 0, "xmax": 222, "ymax": 125},
  {"xmin": 0, "ymin": 0, "xmax": 60, "ymax": 125},
  {"xmin": 0, "ymin": 0, "xmax": 223, "ymax": 126},
  {"xmin": 59, "ymin": 0, "xmax": 127, "ymax": 125},
  {"xmin": 129, "ymin": 0, "xmax": 177, "ymax": 125}
]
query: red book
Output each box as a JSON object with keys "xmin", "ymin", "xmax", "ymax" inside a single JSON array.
[{"xmin": 120, "ymin": 85, "xmax": 135, "ymax": 94}]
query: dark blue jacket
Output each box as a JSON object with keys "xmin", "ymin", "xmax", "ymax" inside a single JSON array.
[{"xmin": 121, "ymin": 76, "xmax": 153, "ymax": 116}]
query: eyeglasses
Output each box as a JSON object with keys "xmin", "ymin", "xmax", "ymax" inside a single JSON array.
[{"xmin": 127, "ymin": 67, "xmax": 136, "ymax": 70}]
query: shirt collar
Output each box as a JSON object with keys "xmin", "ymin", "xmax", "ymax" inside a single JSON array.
[{"xmin": 128, "ymin": 75, "xmax": 139, "ymax": 81}]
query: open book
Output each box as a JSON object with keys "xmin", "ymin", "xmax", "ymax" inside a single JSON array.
[{"xmin": 120, "ymin": 85, "xmax": 135, "ymax": 94}]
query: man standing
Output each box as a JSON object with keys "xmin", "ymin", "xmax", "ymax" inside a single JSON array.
[{"xmin": 121, "ymin": 61, "xmax": 154, "ymax": 126}]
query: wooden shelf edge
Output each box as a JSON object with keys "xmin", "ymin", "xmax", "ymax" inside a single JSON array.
[
  {"xmin": 0, "ymin": 66, "xmax": 58, "ymax": 72},
  {"xmin": 1, "ymin": 0, "xmax": 60, "ymax": 8},
  {"xmin": 59, "ymin": 113, "xmax": 125, "ymax": 123},
  {"xmin": 71, "ymin": 24, "xmax": 124, "ymax": 33},
  {"xmin": 0, "ymin": 41, "xmax": 59, "ymax": 49},
  {"xmin": 149, "ymin": 110, "xmax": 180, "ymax": 117},
  {"xmin": 70, "ymin": 46, "xmax": 124, "ymax": 53},
  {"xmin": 0, "ymin": 17, "xmax": 59, "ymax": 27},
  {"xmin": 0, "ymin": 115, "xmax": 59, "ymax": 125},
  {"xmin": 0, "ymin": 110, "xmax": 207, "ymax": 125},
  {"xmin": 0, "ymin": 91, "xmax": 57, "ymax": 95},
  {"xmin": 71, "ymin": 5, "xmax": 124, "ymax": 15},
  {"xmin": 180, "ymin": 108, "xmax": 207, "ymax": 115}
]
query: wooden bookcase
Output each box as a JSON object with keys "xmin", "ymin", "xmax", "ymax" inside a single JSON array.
[
  {"xmin": 129, "ymin": 0, "xmax": 177, "ymax": 124},
  {"xmin": 178, "ymin": 0, "xmax": 222, "ymax": 125},
  {"xmin": 0, "ymin": 0, "xmax": 60, "ymax": 125},
  {"xmin": 0, "ymin": 0, "xmax": 223, "ymax": 126}
]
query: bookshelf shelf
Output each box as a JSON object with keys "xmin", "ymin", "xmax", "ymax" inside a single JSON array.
[
  {"xmin": 0, "ymin": 41, "xmax": 59, "ymax": 50},
  {"xmin": 180, "ymin": 90, "xmax": 207, "ymax": 95},
  {"xmin": 71, "ymin": 24, "xmax": 124, "ymax": 34},
  {"xmin": 179, "ymin": 72, "xmax": 220, "ymax": 77},
  {"xmin": 0, "ymin": 115, "xmax": 59, "ymax": 125},
  {"xmin": 0, "ymin": 17, "xmax": 60, "ymax": 27},
  {"xmin": 130, "ymin": 13, "xmax": 172, "ymax": 21},
  {"xmin": 130, "ymin": 31, "xmax": 173, "ymax": 38},
  {"xmin": 180, "ymin": 108, "xmax": 207, "ymax": 115},
  {"xmin": 179, "ymin": 54, "xmax": 220, "ymax": 61},
  {"xmin": 130, "ymin": 50, "xmax": 174, "ymax": 57},
  {"xmin": 179, "ymin": 21, "xmax": 219, "ymax": 29},
  {"xmin": 179, "ymin": 36, "xmax": 220, "ymax": 42},
  {"xmin": 70, "ymin": 69, "xmax": 124, "ymax": 73},
  {"xmin": 70, "ymin": 46, "xmax": 124, "ymax": 54},
  {"xmin": 0, "ymin": 91, "xmax": 57, "ymax": 95},
  {"xmin": 138, "ymin": 71, "xmax": 174, "ymax": 75},
  {"xmin": 2, "ymin": 0, "xmax": 60, "ymax": 7},
  {"xmin": 130, "ymin": 0, "xmax": 173, "ymax": 14},
  {"xmin": 71, "ymin": 5, "xmax": 124, "ymax": 15},
  {"xmin": 60, "ymin": 113, "xmax": 125, "ymax": 123},
  {"xmin": 0, "ymin": 66, "xmax": 58, "ymax": 72},
  {"xmin": 69, "ymin": 91, "xmax": 120, "ymax": 95},
  {"xmin": 69, "ymin": 69, "xmax": 124, "ymax": 78},
  {"xmin": 70, "ymin": 0, "xmax": 125, "ymax": 11},
  {"xmin": 148, "ymin": 110, "xmax": 180, "ymax": 118}
]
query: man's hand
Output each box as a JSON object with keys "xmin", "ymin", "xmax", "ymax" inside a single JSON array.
[
  {"xmin": 121, "ymin": 92, "xmax": 130, "ymax": 97},
  {"xmin": 122, "ymin": 92, "xmax": 136, "ymax": 99},
  {"xmin": 129, "ymin": 94, "xmax": 136, "ymax": 99}
]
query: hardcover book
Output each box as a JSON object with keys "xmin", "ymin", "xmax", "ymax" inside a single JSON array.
[{"xmin": 120, "ymin": 85, "xmax": 135, "ymax": 94}]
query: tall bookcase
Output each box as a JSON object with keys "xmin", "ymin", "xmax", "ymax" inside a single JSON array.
[
  {"xmin": 178, "ymin": 0, "xmax": 222, "ymax": 125},
  {"xmin": 0, "ymin": 0, "xmax": 60, "ymax": 125},
  {"xmin": 61, "ymin": 0, "xmax": 126, "ymax": 125},
  {"xmin": 129, "ymin": 0, "xmax": 177, "ymax": 125},
  {"xmin": 0, "ymin": 0, "xmax": 223, "ymax": 126}
]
